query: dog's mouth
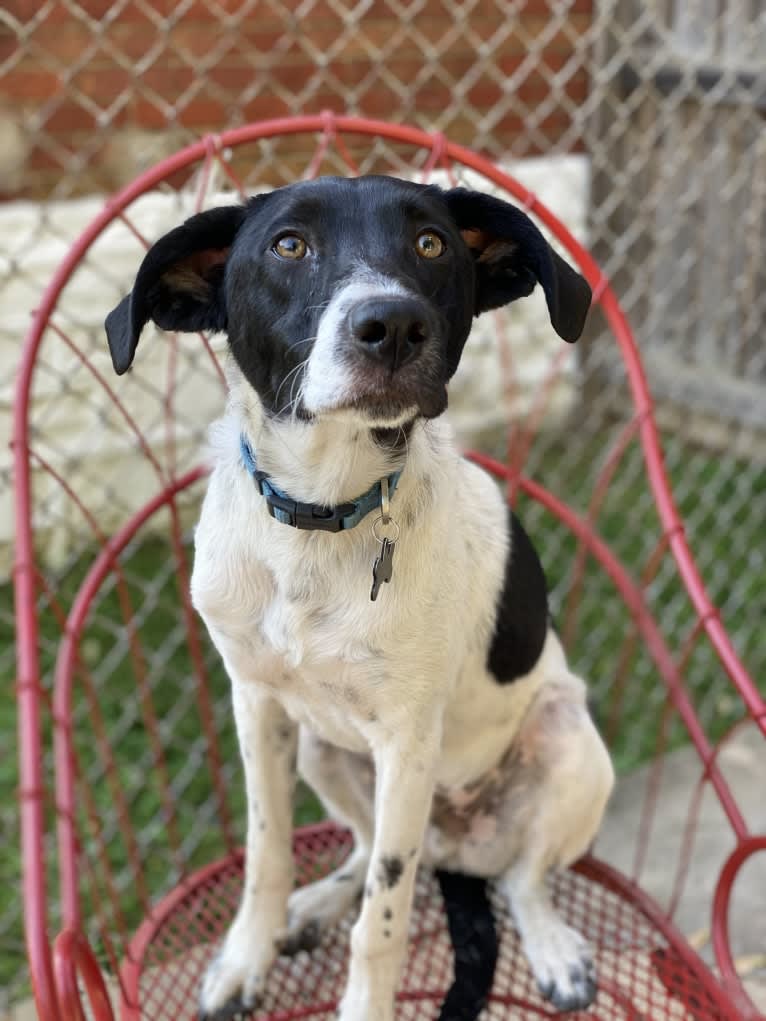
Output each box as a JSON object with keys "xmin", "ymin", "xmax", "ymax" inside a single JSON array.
[
  {"xmin": 340, "ymin": 395, "xmax": 421, "ymax": 427},
  {"xmin": 269, "ymin": 382, "xmax": 425, "ymax": 428},
  {"xmin": 327, "ymin": 368, "xmax": 448, "ymax": 425}
]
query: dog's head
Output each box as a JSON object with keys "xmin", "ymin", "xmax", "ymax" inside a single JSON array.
[{"xmin": 106, "ymin": 175, "xmax": 591, "ymax": 427}]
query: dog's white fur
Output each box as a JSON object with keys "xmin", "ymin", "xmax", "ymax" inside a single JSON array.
[{"xmin": 192, "ymin": 279, "xmax": 615, "ymax": 1019}]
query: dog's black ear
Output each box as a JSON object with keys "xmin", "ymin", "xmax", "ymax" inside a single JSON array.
[
  {"xmin": 105, "ymin": 204, "xmax": 250, "ymax": 374},
  {"xmin": 444, "ymin": 188, "xmax": 592, "ymax": 342}
]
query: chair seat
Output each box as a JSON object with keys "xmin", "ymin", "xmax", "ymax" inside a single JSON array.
[{"xmin": 120, "ymin": 822, "xmax": 737, "ymax": 1020}]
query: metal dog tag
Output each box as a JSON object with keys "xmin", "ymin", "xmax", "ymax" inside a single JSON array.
[{"xmin": 370, "ymin": 537, "xmax": 395, "ymax": 601}]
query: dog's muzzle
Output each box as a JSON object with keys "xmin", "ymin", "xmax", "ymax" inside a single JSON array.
[{"xmin": 350, "ymin": 297, "xmax": 433, "ymax": 372}]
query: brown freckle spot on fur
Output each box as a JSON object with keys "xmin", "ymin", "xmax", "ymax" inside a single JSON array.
[
  {"xmin": 384, "ymin": 929, "xmax": 391, "ymax": 938},
  {"xmin": 378, "ymin": 855, "xmax": 403, "ymax": 889},
  {"xmin": 383, "ymin": 907, "xmax": 392, "ymax": 920}
]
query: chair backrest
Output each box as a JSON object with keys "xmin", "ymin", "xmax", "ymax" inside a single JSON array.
[{"xmin": 13, "ymin": 115, "xmax": 765, "ymax": 1020}]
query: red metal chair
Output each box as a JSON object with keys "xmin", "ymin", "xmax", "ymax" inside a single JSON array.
[{"xmin": 14, "ymin": 115, "xmax": 766, "ymax": 1021}]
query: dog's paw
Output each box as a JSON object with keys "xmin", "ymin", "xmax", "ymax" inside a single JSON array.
[
  {"xmin": 525, "ymin": 921, "xmax": 597, "ymax": 1012},
  {"xmin": 199, "ymin": 921, "xmax": 278, "ymax": 1020},
  {"xmin": 280, "ymin": 868, "xmax": 364, "ymax": 957},
  {"xmin": 279, "ymin": 916, "xmax": 323, "ymax": 957},
  {"xmin": 199, "ymin": 951, "xmax": 265, "ymax": 1020}
]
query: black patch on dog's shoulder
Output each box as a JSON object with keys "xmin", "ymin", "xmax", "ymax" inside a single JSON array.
[
  {"xmin": 488, "ymin": 511, "xmax": 549, "ymax": 683},
  {"xmin": 378, "ymin": 855, "xmax": 403, "ymax": 889}
]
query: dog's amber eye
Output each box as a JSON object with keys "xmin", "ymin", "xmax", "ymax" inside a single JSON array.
[
  {"xmin": 273, "ymin": 234, "xmax": 308, "ymax": 260},
  {"xmin": 415, "ymin": 231, "xmax": 445, "ymax": 259}
]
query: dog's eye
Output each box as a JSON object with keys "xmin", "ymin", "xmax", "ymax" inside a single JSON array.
[
  {"xmin": 273, "ymin": 234, "xmax": 308, "ymax": 260},
  {"xmin": 415, "ymin": 231, "xmax": 445, "ymax": 260}
]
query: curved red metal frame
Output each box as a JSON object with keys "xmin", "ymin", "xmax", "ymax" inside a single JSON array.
[
  {"xmin": 53, "ymin": 929, "xmax": 115, "ymax": 1021},
  {"xmin": 13, "ymin": 114, "xmax": 765, "ymax": 1021}
]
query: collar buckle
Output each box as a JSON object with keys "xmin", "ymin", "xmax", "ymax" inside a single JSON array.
[
  {"xmin": 254, "ymin": 472, "xmax": 356, "ymax": 531},
  {"xmin": 288, "ymin": 497, "xmax": 357, "ymax": 532}
]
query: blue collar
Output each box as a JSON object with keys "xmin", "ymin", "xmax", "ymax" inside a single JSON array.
[{"xmin": 240, "ymin": 435, "xmax": 401, "ymax": 533}]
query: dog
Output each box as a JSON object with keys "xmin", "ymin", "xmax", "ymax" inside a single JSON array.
[{"xmin": 106, "ymin": 174, "xmax": 615, "ymax": 1021}]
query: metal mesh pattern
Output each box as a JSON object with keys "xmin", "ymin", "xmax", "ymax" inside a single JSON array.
[
  {"xmin": 3, "ymin": 1, "xmax": 765, "ymax": 1014},
  {"xmin": 129, "ymin": 827, "xmax": 733, "ymax": 1020}
]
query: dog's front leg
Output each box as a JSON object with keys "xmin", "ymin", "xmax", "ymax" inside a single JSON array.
[
  {"xmin": 200, "ymin": 682, "xmax": 297, "ymax": 1019},
  {"xmin": 339, "ymin": 725, "xmax": 441, "ymax": 1021}
]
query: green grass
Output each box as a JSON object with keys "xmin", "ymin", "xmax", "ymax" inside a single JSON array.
[{"xmin": 2, "ymin": 432, "xmax": 763, "ymax": 1003}]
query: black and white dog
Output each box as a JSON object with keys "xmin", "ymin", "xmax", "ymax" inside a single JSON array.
[{"xmin": 106, "ymin": 175, "xmax": 614, "ymax": 1021}]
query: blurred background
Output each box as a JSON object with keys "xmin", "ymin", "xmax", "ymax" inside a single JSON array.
[{"xmin": 1, "ymin": 1, "xmax": 764, "ymax": 1015}]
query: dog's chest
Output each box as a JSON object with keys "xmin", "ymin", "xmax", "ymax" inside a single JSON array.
[{"xmin": 193, "ymin": 526, "xmax": 399, "ymax": 748}]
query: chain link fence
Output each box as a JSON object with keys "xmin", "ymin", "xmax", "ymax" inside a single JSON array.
[{"xmin": 2, "ymin": 0, "xmax": 764, "ymax": 1012}]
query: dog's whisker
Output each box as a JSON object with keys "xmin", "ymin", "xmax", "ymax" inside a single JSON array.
[
  {"xmin": 275, "ymin": 368, "xmax": 306, "ymax": 420},
  {"xmin": 397, "ymin": 423, "xmax": 411, "ymax": 469},
  {"xmin": 287, "ymin": 370, "xmax": 305, "ymax": 424},
  {"xmin": 283, "ymin": 365, "xmax": 308, "ymax": 416},
  {"xmin": 288, "ymin": 334, "xmax": 318, "ymax": 352},
  {"xmin": 273, "ymin": 357, "xmax": 311, "ymax": 409}
]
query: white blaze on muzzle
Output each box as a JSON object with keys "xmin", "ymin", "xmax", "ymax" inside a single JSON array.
[{"xmin": 301, "ymin": 272, "xmax": 415, "ymax": 416}]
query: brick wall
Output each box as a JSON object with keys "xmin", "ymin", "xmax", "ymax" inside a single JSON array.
[{"xmin": 1, "ymin": 0, "xmax": 592, "ymax": 199}]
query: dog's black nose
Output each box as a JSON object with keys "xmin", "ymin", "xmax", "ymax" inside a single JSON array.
[{"xmin": 350, "ymin": 298, "xmax": 430, "ymax": 370}]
